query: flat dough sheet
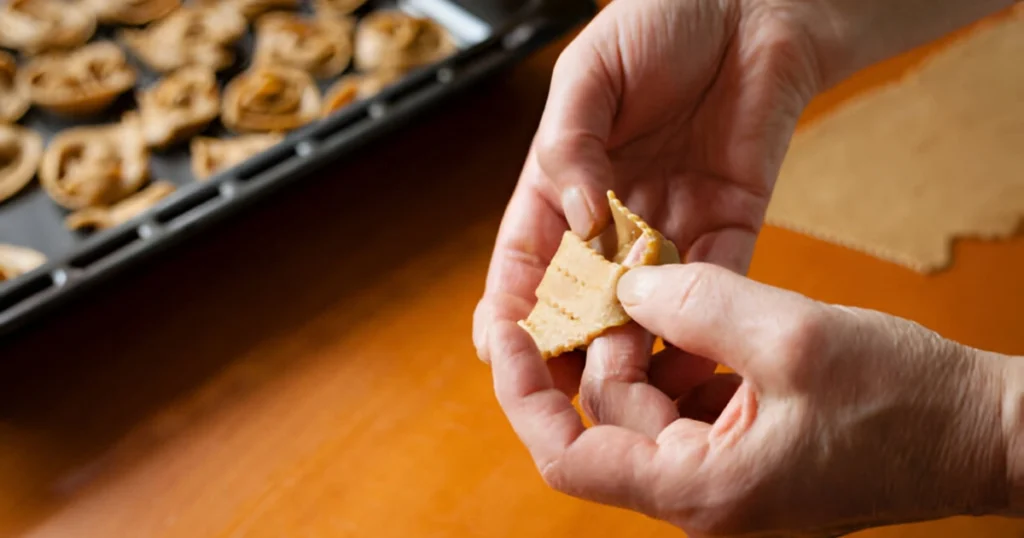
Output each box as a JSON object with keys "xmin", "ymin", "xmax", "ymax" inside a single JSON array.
[{"xmin": 765, "ymin": 5, "xmax": 1024, "ymax": 272}]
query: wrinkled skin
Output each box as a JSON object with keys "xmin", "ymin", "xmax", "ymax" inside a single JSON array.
[{"xmin": 473, "ymin": 0, "xmax": 1020, "ymax": 534}]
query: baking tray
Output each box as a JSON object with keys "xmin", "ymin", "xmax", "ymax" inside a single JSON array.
[{"xmin": 0, "ymin": 0, "xmax": 598, "ymax": 338}]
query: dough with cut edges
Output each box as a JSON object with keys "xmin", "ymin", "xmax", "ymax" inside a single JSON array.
[
  {"xmin": 518, "ymin": 191, "xmax": 680, "ymax": 359},
  {"xmin": 66, "ymin": 180, "xmax": 176, "ymax": 231},
  {"xmin": 0, "ymin": 52, "xmax": 30, "ymax": 124},
  {"xmin": 0, "ymin": 125, "xmax": 43, "ymax": 204},
  {"xmin": 190, "ymin": 133, "xmax": 283, "ymax": 180},
  {"xmin": 0, "ymin": 244, "xmax": 46, "ymax": 282}
]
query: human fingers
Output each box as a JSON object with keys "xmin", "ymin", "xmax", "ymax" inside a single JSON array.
[
  {"xmin": 648, "ymin": 345, "xmax": 718, "ymax": 401},
  {"xmin": 617, "ymin": 263, "xmax": 827, "ymax": 384},
  {"xmin": 578, "ymin": 322, "xmax": 679, "ymax": 438},
  {"xmin": 472, "ymin": 152, "xmax": 567, "ymax": 364},
  {"xmin": 676, "ymin": 373, "xmax": 743, "ymax": 423},
  {"xmin": 488, "ymin": 317, "xmax": 702, "ymax": 516}
]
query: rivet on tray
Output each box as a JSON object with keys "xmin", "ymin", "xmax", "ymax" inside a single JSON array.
[
  {"xmin": 137, "ymin": 223, "xmax": 158, "ymax": 239},
  {"xmin": 436, "ymin": 67, "xmax": 454, "ymax": 84},
  {"xmin": 295, "ymin": 141, "xmax": 316, "ymax": 157},
  {"xmin": 219, "ymin": 181, "xmax": 238, "ymax": 199},
  {"xmin": 368, "ymin": 102, "xmax": 388, "ymax": 119},
  {"xmin": 51, "ymin": 268, "xmax": 69, "ymax": 287}
]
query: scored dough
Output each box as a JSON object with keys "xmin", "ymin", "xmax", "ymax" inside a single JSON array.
[{"xmin": 518, "ymin": 190, "xmax": 680, "ymax": 360}]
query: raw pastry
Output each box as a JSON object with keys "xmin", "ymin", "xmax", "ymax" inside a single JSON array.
[
  {"xmin": 0, "ymin": 0, "xmax": 96, "ymax": 55},
  {"xmin": 321, "ymin": 70, "xmax": 400, "ymax": 116},
  {"xmin": 0, "ymin": 244, "xmax": 46, "ymax": 282},
  {"xmin": 85, "ymin": 0, "xmax": 181, "ymax": 26},
  {"xmin": 21, "ymin": 41, "xmax": 137, "ymax": 117},
  {"xmin": 0, "ymin": 125, "xmax": 44, "ymax": 204},
  {"xmin": 221, "ymin": 65, "xmax": 321, "ymax": 133},
  {"xmin": 518, "ymin": 191, "xmax": 680, "ymax": 360},
  {"xmin": 314, "ymin": 0, "xmax": 368, "ymax": 17},
  {"xmin": 0, "ymin": 52, "xmax": 30, "ymax": 123},
  {"xmin": 120, "ymin": 4, "xmax": 247, "ymax": 73},
  {"xmin": 353, "ymin": 11, "xmax": 456, "ymax": 72},
  {"xmin": 39, "ymin": 114, "xmax": 151, "ymax": 210},
  {"xmin": 252, "ymin": 12, "xmax": 355, "ymax": 78},
  {"xmin": 195, "ymin": 0, "xmax": 299, "ymax": 20},
  {"xmin": 66, "ymin": 180, "xmax": 176, "ymax": 230},
  {"xmin": 190, "ymin": 133, "xmax": 283, "ymax": 179},
  {"xmin": 137, "ymin": 66, "xmax": 221, "ymax": 148}
]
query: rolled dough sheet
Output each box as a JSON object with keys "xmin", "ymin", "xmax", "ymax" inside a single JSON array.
[{"xmin": 765, "ymin": 5, "xmax": 1024, "ymax": 273}]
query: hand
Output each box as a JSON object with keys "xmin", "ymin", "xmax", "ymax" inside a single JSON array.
[
  {"xmin": 488, "ymin": 262, "xmax": 1012, "ymax": 536},
  {"xmin": 474, "ymin": 0, "xmax": 823, "ymax": 424}
]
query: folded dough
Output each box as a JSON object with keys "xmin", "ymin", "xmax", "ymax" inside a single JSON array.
[{"xmin": 518, "ymin": 191, "xmax": 680, "ymax": 360}]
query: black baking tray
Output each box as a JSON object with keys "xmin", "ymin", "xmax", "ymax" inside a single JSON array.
[{"xmin": 0, "ymin": 0, "xmax": 598, "ymax": 338}]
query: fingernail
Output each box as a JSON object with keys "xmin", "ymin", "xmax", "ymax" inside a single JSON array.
[
  {"xmin": 561, "ymin": 187, "xmax": 597, "ymax": 238},
  {"xmin": 617, "ymin": 267, "xmax": 656, "ymax": 306}
]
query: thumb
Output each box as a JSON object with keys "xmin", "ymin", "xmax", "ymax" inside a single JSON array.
[
  {"xmin": 533, "ymin": 40, "xmax": 620, "ymax": 240},
  {"xmin": 616, "ymin": 263, "xmax": 826, "ymax": 382}
]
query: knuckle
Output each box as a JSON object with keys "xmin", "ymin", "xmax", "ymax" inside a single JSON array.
[{"xmin": 775, "ymin": 304, "xmax": 832, "ymax": 362}]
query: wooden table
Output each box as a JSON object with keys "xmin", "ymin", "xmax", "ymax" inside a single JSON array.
[{"xmin": 1, "ymin": 10, "xmax": 1022, "ymax": 538}]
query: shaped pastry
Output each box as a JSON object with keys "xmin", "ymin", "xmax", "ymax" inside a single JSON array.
[
  {"xmin": 253, "ymin": 12, "xmax": 355, "ymax": 78},
  {"xmin": 0, "ymin": 0, "xmax": 96, "ymax": 55},
  {"xmin": 66, "ymin": 180, "xmax": 176, "ymax": 231},
  {"xmin": 221, "ymin": 65, "xmax": 321, "ymax": 133},
  {"xmin": 353, "ymin": 11, "xmax": 456, "ymax": 72},
  {"xmin": 86, "ymin": 0, "xmax": 181, "ymax": 26},
  {"xmin": 21, "ymin": 41, "xmax": 137, "ymax": 117},
  {"xmin": 0, "ymin": 244, "xmax": 46, "ymax": 282},
  {"xmin": 120, "ymin": 4, "xmax": 247, "ymax": 73},
  {"xmin": 190, "ymin": 133, "xmax": 283, "ymax": 180},
  {"xmin": 0, "ymin": 125, "xmax": 44, "ymax": 204},
  {"xmin": 0, "ymin": 52, "xmax": 30, "ymax": 123},
  {"xmin": 39, "ymin": 114, "xmax": 151, "ymax": 210},
  {"xmin": 195, "ymin": 0, "xmax": 298, "ymax": 20},
  {"xmin": 321, "ymin": 70, "xmax": 400, "ymax": 116},
  {"xmin": 314, "ymin": 0, "xmax": 368, "ymax": 17},
  {"xmin": 138, "ymin": 66, "xmax": 220, "ymax": 149},
  {"xmin": 518, "ymin": 191, "xmax": 680, "ymax": 360}
]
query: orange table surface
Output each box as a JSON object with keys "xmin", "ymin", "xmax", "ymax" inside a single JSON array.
[{"xmin": 1, "ymin": 7, "xmax": 1022, "ymax": 538}]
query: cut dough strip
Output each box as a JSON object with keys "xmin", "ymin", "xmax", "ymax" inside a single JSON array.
[{"xmin": 518, "ymin": 190, "xmax": 680, "ymax": 360}]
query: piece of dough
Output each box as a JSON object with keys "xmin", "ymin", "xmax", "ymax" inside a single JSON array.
[
  {"xmin": 221, "ymin": 65, "xmax": 321, "ymax": 133},
  {"xmin": 39, "ymin": 113, "xmax": 151, "ymax": 210},
  {"xmin": 0, "ymin": 125, "xmax": 44, "ymax": 204},
  {"xmin": 0, "ymin": 244, "xmax": 46, "ymax": 282},
  {"xmin": 66, "ymin": 180, "xmax": 176, "ymax": 231},
  {"xmin": 353, "ymin": 10, "xmax": 456, "ymax": 72},
  {"xmin": 252, "ymin": 12, "xmax": 355, "ymax": 79},
  {"xmin": 321, "ymin": 70, "xmax": 400, "ymax": 116},
  {"xmin": 0, "ymin": 52, "xmax": 30, "ymax": 124},
  {"xmin": 21, "ymin": 41, "xmax": 137, "ymax": 117},
  {"xmin": 120, "ymin": 4, "xmax": 247, "ymax": 73},
  {"xmin": 190, "ymin": 133, "xmax": 284, "ymax": 180},
  {"xmin": 0, "ymin": 0, "xmax": 96, "ymax": 55},
  {"xmin": 137, "ymin": 66, "xmax": 221, "ymax": 149},
  {"xmin": 765, "ymin": 6, "xmax": 1024, "ymax": 272},
  {"xmin": 195, "ymin": 0, "xmax": 299, "ymax": 20},
  {"xmin": 85, "ymin": 0, "xmax": 180, "ymax": 26},
  {"xmin": 518, "ymin": 191, "xmax": 680, "ymax": 360}
]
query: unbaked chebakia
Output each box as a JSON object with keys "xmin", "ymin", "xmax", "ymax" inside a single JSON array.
[
  {"xmin": 0, "ymin": 125, "xmax": 44, "ymax": 204},
  {"xmin": 0, "ymin": 0, "xmax": 96, "ymax": 55},
  {"xmin": 137, "ymin": 66, "xmax": 221, "ymax": 149},
  {"xmin": 0, "ymin": 52, "xmax": 30, "ymax": 124},
  {"xmin": 85, "ymin": 0, "xmax": 181, "ymax": 26},
  {"xmin": 20, "ymin": 41, "xmax": 137, "ymax": 117},
  {"xmin": 120, "ymin": 4, "xmax": 247, "ymax": 73},
  {"xmin": 253, "ymin": 12, "xmax": 356, "ymax": 79},
  {"xmin": 353, "ymin": 10, "xmax": 456, "ymax": 72},
  {"xmin": 189, "ymin": 133, "xmax": 284, "ymax": 180},
  {"xmin": 221, "ymin": 64, "xmax": 321, "ymax": 133},
  {"xmin": 518, "ymin": 191, "xmax": 680, "ymax": 360},
  {"xmin": 0, "ymin": 244, "xmax": 46, "ymax": 282}
]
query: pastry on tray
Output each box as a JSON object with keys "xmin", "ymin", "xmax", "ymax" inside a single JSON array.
[
  {"xmin": 221, "ymin": 65, "xmax": 321, "ymax": 133},
  {"xmin": 353, "ymin": 10, "xmax": 456, "ymax": 72},
  {"xmin": 321, "ymin": 69, "xmax": 400, "ymax": 116},
  {"xmin": 20, "ymin": 41, "xmax": 137, "ymax": 117},
  {"xmin": 195, "ymin": 0, "xmax": 299, "ymax": 20},
  {"xmin": 0, "ymin": 0, "xmax": 96, "ymax": 55},
  {"xmin": 85, "ymin": 0, "xmax": 182, "ymax": 26},
  {"xmin": 190, "ymin": 133, "xmax": 283, "ymax": 180},
  {"xmin": 314, "ymin": 0, "xmax": 368, "ymax": 18},
  {"xmin": 252, "ymin": 11, "xmax": 355, "ymax": 79},
  {"xmin": 39, "ymin": 113, "xmax": 151, "ymax": 210},
  {"xmin": 66, "ymin": 180, "xmax": 176, "ymax": 231},
  {"xmin": 0, "ymin": 125, "xmax": 44, "ymax": 204},
  {"xmin": 0, "ymin": 244, "xmax": 46, "ymax": 282},
  {"xmin": 120, "ymin": 4, "xmax": 247, "ymax": 73},
  {"xmin": 0, "ymin": 52, "xmax": 30, "ymax": 124},
  {"xmin": 518, "ymin": 191, "xmax": 680, "ymax": 360},
  {"xmin": 137, "ymin": 66, "xmax": 221, "ymax": 149}
]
